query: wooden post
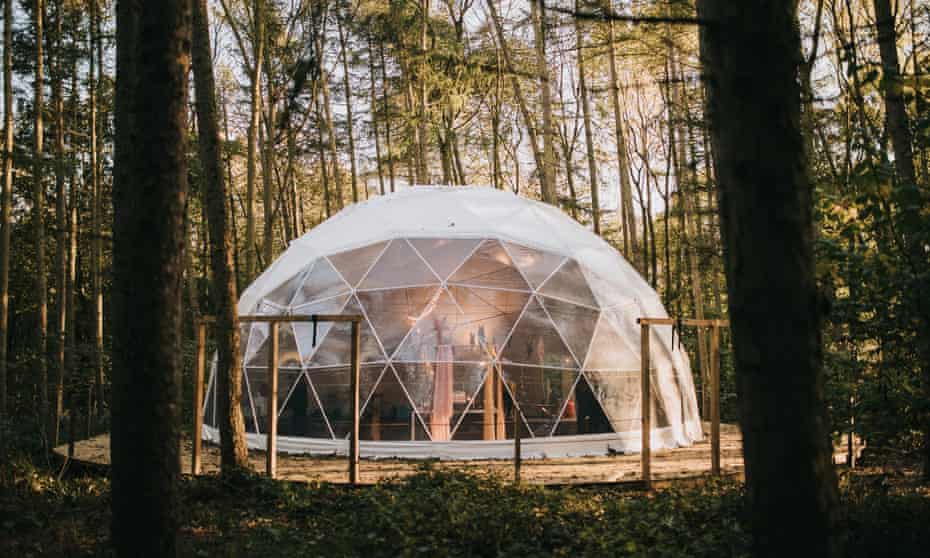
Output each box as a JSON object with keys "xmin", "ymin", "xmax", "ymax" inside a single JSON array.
[
  {"xmin": 513, "ymin": 404, "xmax": 521, "ymax": 484},
  {"xmin": 483, "ymin": 363, "xmax": 494, "ymax": 440},
  {"xmin": 640, "ymin": 322, "xmax": 651, "ymax": 489},
  {"xmin": 266, "ymin": 321, "xmax": 279, "ymax": 478},
  {"xmin": 710, "ymin": 325, "xmax": 721, "ymax": 475},
  {"xmin": 349, "ymin": 319, "xmax": 361, "ymax": 485},
  {"xmin": 192, "ymin": 320, "xmax": 206, "ymax": 475}
]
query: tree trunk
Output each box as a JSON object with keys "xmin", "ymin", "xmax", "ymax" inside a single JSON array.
[
  {"xmin": 378, "ymin": 41, "xmax": 396, "ymax": 193},
  {"xmin": 697, "ymin": 2, "xmax": 842, "ymax": 555},
  {"xmin": 90, "ymin": 0, "xmax": 105, "ymax": 422},
  {"xmin": 320, "ymin": 73, "xmax": 344, "ymax": 209},
  {"xmin": 245, "ymin": 0, "xmax": 264, "ymax": 280},
  {"xmin": 52, "ymin": 0, "xmax": 66, "ymax": 446},
  {"xmin": 0, "ymin": 0, "xmax": 14, "ymax": 418},
  {"xmin": 575, "ymin": 5, "xmax": 600, "ymax": 235},
  {"xmin": 111, "ymin": 0, "xmax": 190, "ymax": 554},
  {"xmin": 531, "ymin": 0, "xmax": 556, "ymax": 204},
  {"xmin": 416, "ymin": 0, "xmax": 429, "ymax": 184},
  {"xmin": 871, "ymin": 0, "xmax": 930, "ymax": 480},
  {"xmin": 261, "ymin": 70, "xmax": 276, "ymax": 266},
  {"xmin": 315, "ymin": 94, "xmax": 332, "ymax": 218},
  {"xmin": 192, "ymin": 0, "xmax": 249, "ymax": 471},
  {"xmin": 367, "ymin": 35, "xmax": 385, "ymax": 196},
  {"xmin": 34, "ymin": 0, "xmax": 49, "ymax": 440},
  {"xmin": 337, "ymin": 17, "xmax": 359, "ymax": 202}
]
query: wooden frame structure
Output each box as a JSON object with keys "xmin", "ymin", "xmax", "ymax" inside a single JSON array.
[
  {"xmin": 636, "ymin": 317, "xmax": 729, "ymax": 489},
  {"xmin": 193, "ymin": 314, "xmax": 363, "ymax": 483}
]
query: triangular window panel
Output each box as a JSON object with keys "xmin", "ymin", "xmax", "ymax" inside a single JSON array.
[
  {"xmin": 358, "ymin": 366, "xmax": 430, "ymax": 441},
  {"xmin": 500, "ymin": 296, "xmax": 577, "ymax": 368},
  {"xmin": 539, "ymin": 296, "xmax": 600, "ymax": 368},
  {"xmin": 278, "ymin": 371, "xmax": 332, "ymax": 439},
  {"xmin": 241, "ymin": 368, "xmax": 260, "ymax": 433},
  {"xmin": 538, "ymin": 259, "xmax": 599, "ymax": 308},
  {"xmin": 308, "ymin": 364, "xmax": 384, "ymax": 439},
  {"xmin": 407, "ymin": 237, "xmax": 482, "ymax": 280},
  {"xmin": 503, "ymin": 365, "xmax": 579, "ymax": 438},
  {"xmin": 358, "ymin": 239, "xmax": 439, "ymax": 290},
  {"xmin": 392, "ymin": 361, "xmax": 485, "ymax": 441},
  {"xmin": 356, "ymin": 287, "xmax": 438, "ymax": 360},
  {"xmin": 327, "ymin": 241, "xmax": 389, "ymax": 288},
  {"xmin": 503, "ymin": 242, "xmax": 565, "ymax": 289},
  {"xmin": 290, "ymin": 258, "xmax": 351, "ymax": 307},
  {"xmin": 303, "ymin": 296, "xmax": 386, "ymax": 367},
  {"xmin": 584, "ymin": 314, "xmax": 640, "ymax": 371},
  {"xmin": 450, "ymin": 367, "xmax": 513, "ymax": 441},
  {"xmin": 263, "ymin": 266, "xmax": 309, "ymax": 307},
  {"xmin": 246, "ymin": 322, "xmax": 302, "ymax": 368},
  {"xmin": 555, "ymin": 373, "xmax": 615, "ymax": 435},
  {"xmin": 393, "ymin": 287, "xmax": 528, "ymax": 362},
  {"xmin": 582, "ymin": 370, "xmax": 639, "ymax": 433},
  {"xmin": 448, "ymin": 239, "xmax": 530, "ymax": 291},
  {"xmin": 292, "ymin": 294, "xmax": 352, "ymax": 362}
]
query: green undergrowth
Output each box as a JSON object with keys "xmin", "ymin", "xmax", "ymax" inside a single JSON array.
[{"xmin": 1, "ymin": 459, "xmax": 929, "ymax": 557}]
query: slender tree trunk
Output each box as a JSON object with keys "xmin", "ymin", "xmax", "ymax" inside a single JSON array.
[
  {"xmin": 315, "ymin": 95, "xmax": 332, "ymax": 218},
  {"xmin": 337, "ymin": 17, "xmax": 359, "ymax": 202},
  {"xmin": 90, "ymin": 0, "xmax": 104, "ymax": 423},
  {"xmin": 575, "ymin": 6, "xmax": 600, "ymax": 235},
  {"xmin": 603, "ymin": 0, "xmax": 635, "ymax": 261},
  {"xmin": 367, "ymin": 36, "xmax": 385, "ymax": 196},
  {"xmin": 320, "ymin": 73, "xmax": 344, "ymax": 209},
  {"xmin": 52, "ymin": 0, "xmax": 66, "ymax": 446},
  {"xmin": 697, "ymin": 2, "xmax": 843, "ymax": 555},
  {"xmin": 486, "ymin": 0, "xmax": 547, "ymax": 198},
  {"xmin": 416, "ymin": 0, "xmax": 429, "ymax": 184},
  {"xmin": 192, "ymin": 0, "xmax": 249, "ymax": 470},
  {"xmin": 871, "ymin": 0, "xmax": 930, "ymax": 480},
  {"xmin": 34, "ymin": 0, "xmax": 50, "ymax": 440},
  {"xmin": 531, "ymin": 0, "xmax": 556, "ymax": 204},
  {"xmin": 261, "ymin": 72, "xmax": 276, "ymax": 265},
  {"xmin": 378, "ymin": 41, "xmax": 395, "ymax": 193},
  {"xmin": 0, "ymin": 0, "xmax": 14, "ymax": 418},
  {"xmin": 111, "ymin": 0, "xmax": 191, "ymax": 554},
  {"xmin": 245, "ymin": 0, "xmax": 264, "ymax": 280}
]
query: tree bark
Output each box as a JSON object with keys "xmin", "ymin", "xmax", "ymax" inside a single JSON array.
[
  {"xmin": 871, "ymin": 0, "xmax": 930, "ymax": 480},
  {"xmin": 531, "ymin": 0, "xmax": 556, "ymax": 204},
  {"xmin": 34, "ymin": 0, "xmax": 49, "ymax": 440},
  {"xmin": 697, "ymin": 1, "xmax": 843, "ymax": 555},
  {"xmin": 575, "ymin": 5, "xmax": 600, "ymax": 235},
  {"xmin": 90, "ymin": 0, "xmax": 105, "ymax": 423},
  {"xmin": 52, "ymin": 0, "xmax": 67, "ymax": 446},
  {"xmin": 111, "ymin": 0, "xmax": 191, "ymax": 554},
  {"xmin": 192, "ymin": 0, "xmax": 249, "ymax": 471},
  {"xmin": 367, "ymin": 35, "xmax": 385, "ymax": 196},
  {"xmin": 337, "ymin": 17, "xmax": 359, "ymax": 202},
  {"xmin": 245, "ymin": 0, "xmax": 264, "ymax": 280},
  {"xmin": 416, "ymin": 0, "xmax": 429, "ymax": 184},
  {"xmin": 0, "ymin": 0, "xmax": 14, "ymax": 418}
]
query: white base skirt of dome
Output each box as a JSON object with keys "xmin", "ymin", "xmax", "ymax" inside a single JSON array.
[{"xmin": 202, "ymin": 420, "xmax": 703, "ymax": 460}]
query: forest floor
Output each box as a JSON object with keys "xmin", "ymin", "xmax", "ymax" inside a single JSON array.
[{"xmin": 2, "ymin": 445, "xmax": 929, "ymax": 557}]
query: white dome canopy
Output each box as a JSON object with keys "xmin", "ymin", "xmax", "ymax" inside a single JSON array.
[{"xmin": 204, "ymin": 186, "xmax": 702, "ymax": 459}]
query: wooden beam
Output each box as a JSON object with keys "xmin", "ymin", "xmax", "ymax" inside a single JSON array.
[
  {"xmin": 266, "ymin": 321, "xmax": 279, "ymax": 478},
  {"xmin": 349, "ymin": 320, "xmax": 361, "ymax": 485},
  {"xmin": 192, "ymin": 320, "xmax": 206, "ymax": 475},
  {"xmin": 641, "ymin": 322, "xmax": 651, "ymax": 489},
  {"xmin": 636, "ymin": 317, "xmax": 730, "ymax": 327},
  {"xmin": 513, "ymin": 403, "xmax": 522, "ymax": 484},
  {"xmin": 239, "ymin": 313, "xmax": 363, "ymax": 324}
]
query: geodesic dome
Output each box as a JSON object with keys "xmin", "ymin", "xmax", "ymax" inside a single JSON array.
[{"xmin": 202, "ymin": 186, "xmax": 702, "ymax": 459}]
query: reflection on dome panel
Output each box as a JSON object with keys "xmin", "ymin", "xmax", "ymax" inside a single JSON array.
[
  {"xmin": 407, "ymin": 237, "xmax": 482, "ymax": 280},
  {"xmin": 327, "ymin": 241, "xmax": 389, "ymax": 288},
  {"xmin": 448, "ymin": 239, "xmax": 530, "ymax": 291},
  {"xmin": 356, "ymin": 287, "xmax": 438, "ymax": 360},
  {"xmin": 500, "ymin": 297, "xmax": 576, "ymax": 368},
  {"xmin": 502, "ymin": 366, "xmax": 579, "ymax": 437}
]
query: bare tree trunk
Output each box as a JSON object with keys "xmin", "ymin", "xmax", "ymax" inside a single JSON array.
[
  {"xmin": 315, "ymin": 94, "xmax": 332, "ymax": 218},
  {"xmin": 575, "ymin": 5, "xmax": 600, "ymax": 235},
  {"xmin": 603, "ymin": 0, "xmax": 635, "ymax": 261},
  {"xmin": 0, "ymin": 0, "xmax": 14, "ymax": 418},
  {"xmin": 697, "ymin": 2, "xmax": 842, "ymax": 555},
  {"xmin": 90, "ymin": 0, "xmax": 104, "ymax": 424},
  {"xmin": 34, "ymin": 0, "xmax": 50, "ymax": 440},
  {"xmin": 416, "ymin": 0, "xmax": 429, "ymax": 184},
  {"xmin": 367, "ymin": 35, "xmax": 385, "ymax": 196},
  {"xmin": 320, "ymin": 72, "xmax": 344, "ymax": 209},
  {"xmin": 245, "ymin": 0, "xmax": 264, "ymax": 280},
  {"xmin": 871, "ymin": 0, "xmax": 930, "ymax": 480},
  {"xmin": 192, "ymin": 0, "xmax": 249, "ymax": 471},
  {"xmin": 261, "ymin": 70, "xmax": 276, "ymax": 265},
  {"xmin": 111, "ymin": 0, "xmax": 190, "ymax": 553},
  {"xmin": 487, "ymin": 0, "xmax": 547, "ymax": 197},
  {"xmin": 531, "ymin": 0, "xmax": 556, "ymax": 204},
  {"xmin": 378, "ymin": 41, "xmax": 396, "ymax": 193},
  {"xmin": 52, "ymin": 0, "xmax": 66, "ymax": 446},
  {"xmin": 337, "ymin": 17, "xmax": 359, "ymax": 202}
]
